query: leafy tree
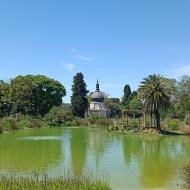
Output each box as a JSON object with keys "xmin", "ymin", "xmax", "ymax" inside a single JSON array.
[
  {"xmin": 0, "ymin": 80, "xmax": 12, "ymax": 117},
  {"xmin": 10, "ymin": 76, "xmax": 36, "ymax": 115},
  {"xmin": 109, "ymin": 98, "xmax": 120, "ymax": 104},
  {"xmin": 176, "ymin": 75, "xmax": 190, "ymax": 116},
  {"xmin": 10, "ymin": 75, "xmax": 66, "ymax": 116},
  {"xmin": 31, "ymin": 75, "xmax": 66, "ymax": 115},
  {"xmin": 128, "ymin": 91, "xmax": 138, "ymax": 101},
  {"xmin": 71, "ymin": 72, "xmax": 89, "ymax": 117},
  {"xmin": 45, "ymin": 106, "xmax": 73, "ymax": 126},
  {"xmin": 128, "ymin": 96, "xmax": 142, "ymax": 110},
  {"xmin": 104, "ymin": 98, "xmax": 123, "ymax": 118},
  {"xmin": 138, "ymin": 74, "xmax": 173, "ymax": 130},
  {"xmin": 122, "ymin": 84, "xmax": 131, "ymax": 107}
]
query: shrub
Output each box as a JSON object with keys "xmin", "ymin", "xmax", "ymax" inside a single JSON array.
[
  {"xmin": 96, "ymin": 119, "xmax": 113, "ymax": 126},
  {"xmin": 0, "ymin": 121, "xmax": 3, "ymax": 134},
  {"xmin": 185, "ymin": 115, "xmax": 190, "ymax": 126},
  {"xmin": 1, "ymin": 117, "xmax": 18, "ymax": 130},
  {"xmin": 17, "ymin": 119, "xmax": 31, "ymax": 129},
  {"xmin": 127, "ymin": 119, "xmax": 138, "ymax": 130},
  {"xmin": 78, "ymin": 119, "xmax": 89, "ymax": 126},
  {"xmin": 66, "ymin": 118, "xmax": 80, "ymax": 126},
  {"xmin": 15, "ymin": 114, "xmax": 43, "ymax": 129},
  {"xmin": 45, "ymin": 106, "xmax": 73, "ymax": 126},
  {"xmin": 16, "ymin": 115, "xmax": 32, "ymax": 129},
  {"xmin": 88, "ymin": 114, "xmax": 106, "ymax": 124},
  {"xmin": 29, "ymin": 118, "xmax": 43, "ymax": 128},
  {"xmin": 165, "ymin": 119, "xmax": 181, "ymax": 130}
]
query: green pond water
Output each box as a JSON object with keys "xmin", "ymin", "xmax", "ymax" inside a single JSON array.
[{"xmin": 0, "ymin": 127, "xmax": 190, "ymax": 190}]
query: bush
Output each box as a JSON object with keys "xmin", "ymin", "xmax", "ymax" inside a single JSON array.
[
  {"xmin": 127, "ymin": 119, "xmax": 138, "ymax": 130},
  {"xmin": 17, "ymin": 119, "xmax": 31, "ymax": 129},
  {"xmin": 165, "ymin": 119, "xmax": 181, "ymax": 130},
  {"xmin": 29, "ymin": 118, "xmax": 43, "ymax": 128},
  {"xmin": 88, "ymin": 114, "xmax": 106, "ymax": 124},
  {"xmin": 0, "ymin": 121, "xmax": 3, "ymax": 134},
  {"xmin": 66, "ymin": 118, "xmax": 80, "ymax": 126},
  {"xmin": 1, "ymin": 117, "xmax": 18, "ymax": 130},
  {"xmin": 16, "ymin": 115, "xmax": 32, "ymax": 129},
  {"xmin": 185, "ymin": 115, "xmax": 190, "ymax": 126},
  {"xmin": 96, "ymin": 119, "xmax": 113, "ymax": 126},
  {"xmin": 15, "ymin": 114, "xmax": 43, "ymax": 129},
  {"xmin": 45, "ymin": 106, "xmax": 73, "ymax": 126},
  {"xmin": 78, "ymin": 118, "xmax": 89, "ymax": 126}
]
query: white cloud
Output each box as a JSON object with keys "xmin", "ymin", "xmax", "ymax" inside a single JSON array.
[
  {"xmin": 67, "ymin": 47, "xmax": 93, "ymax": 62},
  {"xmin": 64, "ymin": 63, "xmax": 75, "ymax": 72},
  {"xmin": 166, "ymin": 64, "xmax": 190, "ymax": 78},
  {"xmin": 67, "ymin": 48, "xmax": 79, "ymax": 53},
  {"xmin": 75, "ymin": 55, "xmax": 93, "ymax": 62}
]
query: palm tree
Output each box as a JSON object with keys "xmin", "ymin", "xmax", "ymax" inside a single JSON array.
[{"xmin": 138, "ymin": 74, "xmax": 173, "ymax": 130}]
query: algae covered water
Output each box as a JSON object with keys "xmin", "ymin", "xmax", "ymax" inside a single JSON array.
[{"xmin": 0, "ymin": 127, "xmax": 189, "ymax": 190}]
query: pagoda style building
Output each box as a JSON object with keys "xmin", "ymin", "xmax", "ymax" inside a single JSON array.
[{"xmin": 88, "ymin": 79, "xmax": 109, "ymax": 116}]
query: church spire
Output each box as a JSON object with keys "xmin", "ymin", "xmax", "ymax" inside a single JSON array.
[{"xmin": 96, "ymin": 78, "xmax": 100, "ymax": 92}]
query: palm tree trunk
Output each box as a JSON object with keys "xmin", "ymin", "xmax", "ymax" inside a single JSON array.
[{"xmin": 154, "ymin": 110, "xmax": 161, "ymax": 130}]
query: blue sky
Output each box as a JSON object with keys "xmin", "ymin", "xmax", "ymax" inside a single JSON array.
[{"xmin": 0, "ymin": 0, "xmax": 190, "ymax": 102}]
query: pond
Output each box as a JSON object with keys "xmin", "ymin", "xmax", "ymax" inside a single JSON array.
[{"xmin": 0, "ymin": 127, "xmax": 190, "ymax": 190}]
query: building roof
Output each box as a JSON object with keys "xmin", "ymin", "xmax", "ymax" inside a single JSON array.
[
  {"xmin": 91, "ymin": 91, "xmax": 105, "ymax": 100},
  {"xmin": 91, "ymin": 79, "xmax": 104, "ymax": 102}
]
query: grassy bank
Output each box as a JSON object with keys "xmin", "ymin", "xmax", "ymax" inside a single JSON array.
[
  {"xmin": 0, "ymin": 113, "xmax": 113, "ymax": 134},
  {"xmin": 0, "ymin": 173, "xmax": 111, "ymax": 190}
]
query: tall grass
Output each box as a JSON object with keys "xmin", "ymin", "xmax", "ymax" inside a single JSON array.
[
  {"xmin": 182, "ymin": 163, "xmax": 190, "ymax": 188},
  {"xmin": 0, "ymin": 171, "xmax": 111, "ymax": 190}
]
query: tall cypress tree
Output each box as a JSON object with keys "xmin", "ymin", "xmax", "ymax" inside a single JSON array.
[
  {"xmin": 71, "ymin": 72, "xmax": 89, "ymax": 117},
  {"xmin": 122, "ymin": 84, "xmax": 131, "ymax": 107}
]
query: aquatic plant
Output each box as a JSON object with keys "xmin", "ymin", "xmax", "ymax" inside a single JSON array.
[
  {"xmin": 182, "ymin": 163, "xmax": 190, "ymax": 187},
  {"xmin": 0, "ymin": 171, "xmax": 111, "ymax": 190}
]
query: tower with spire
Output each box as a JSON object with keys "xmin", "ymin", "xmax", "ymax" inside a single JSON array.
[
  {"xmin": 88, "ymin": 79, "xmax": 109, "ymax": 116},
  {"xmin": 96, "ymin": 79, "xmax": 99, "ymax": 92}
]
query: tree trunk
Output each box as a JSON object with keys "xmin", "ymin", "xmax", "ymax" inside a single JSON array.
[{"xmin": 154, "ymin": 110, "xmax": 161, "ymax": 130}]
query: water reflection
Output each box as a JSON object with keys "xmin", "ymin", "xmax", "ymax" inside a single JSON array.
[
  {"xmin": 0, "ymin": 127, "xmax": 190, "ymax": 189},
  {"xmin": 0, "ymin": 128, "xmax": 62, "ymax": 171},
  {"xmin": 70, "ymin": 128, "xmax": 88, "ymax": 175}
]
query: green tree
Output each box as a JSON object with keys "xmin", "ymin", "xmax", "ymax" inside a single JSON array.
[
  {"xmin": 71, "ymin": 72, "xmax": 89, "ymax": 117},
  {"xmin": 0, "ymin": 80, "xmax": 11, "ymax": 117},
  {"xmin": 10, "ymin": 76, "xmax": 36, "ymax": 115},
  {"xmin": 10, "ymin": 75, "xmax": 66, "ymax": 116},
  {"xmin": 104, "ymin": 98, "xmax": 123, "ymax": 118},
  {"xmin": 122, "ymin": 84, "xmax": 131, "ymax": 107},
  {"xmin": 128, "ymin": 96, "xmax": 142, "ymax": 110},
  {"xmin": 176, "ymin": 75, "xmax": 190, "ymax": 116},
  {"xmin": 128, "ymin": 91, "xmax": 138, "ymax": 101},
  {"xmin": 31, "ymin": 75, "xmax": 66, "ymax": 115},
  {"xmin": 45, "ymin": 106, "xmax": 73, "ymax": 126},
  {"xmin": 138, "ymin": 74, "xmax": 173, "ymax": 130}
]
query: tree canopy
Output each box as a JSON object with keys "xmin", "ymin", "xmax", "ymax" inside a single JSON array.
[
  {"xmin": 10, "ymin": 75, "xmax": 66, "ymax": 116},
  {"xmin": 138, "ymin": 74, "xmax": 173, "ymax": 129},
  {"xmin": 71, "ymin": 72, "xmax": 89, "ymax": 118},
  {"xmin": 122, "ymin": 84, "xmax": 131, "ymax": 107}
]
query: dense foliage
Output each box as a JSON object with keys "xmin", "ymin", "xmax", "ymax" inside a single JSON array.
[
  {"xmin": 122, "ymin": 84, "xmax": 131, "ymax": 107},
  {"xmin": 10, "ymin": 75, "xmax": 66, "ymax": 116},
  {"xmin": 71, "ymin": 73, "xmax": 89, "ymax": 118},
  {"xmin": 0, "ymin": 72, "xmax": 189, "ymax": 133},
  {"xmin": 45, "ymin": 106, "xmax": 73, "ymax": 126},
  {"xmin": 138, "ymin": 74, "xmax": 174, "ymax": 130}
]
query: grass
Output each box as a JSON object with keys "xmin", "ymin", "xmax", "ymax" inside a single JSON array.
[
  {"xmin": 0, "ymin": 172, "xmax": 111, "ymax": 190},
  {"xmin": 182, "ymin": 163, "xmax": 190, "ymax": 188}
]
